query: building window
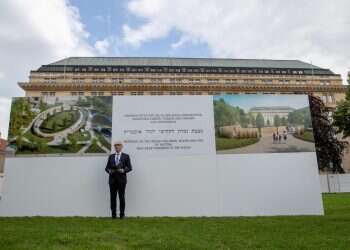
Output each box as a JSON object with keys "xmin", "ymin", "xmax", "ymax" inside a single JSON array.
[
  {"xmin": 208, "ymin": 79, "xmax": 218, "ymax": 84},
  {"xmin": 92, "ymin": 78, "xmax": 104, "ymax": 84},
  {"xmin": 262, "ymin": 79, "xmax": 272, "ymax": 84},
  {"xmin": 49, "ymin": 92, "xmax": 56, "ymax": 96},
  {"xmin": 41, "ymin": 92, "xmax": 48, "ymax": 96},
  {"xmin": 73, "ymin": 78, "xmax": 84, "ymax": 84}
]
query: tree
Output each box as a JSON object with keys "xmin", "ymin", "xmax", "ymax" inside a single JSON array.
[
  {"xmin": 333, "ymin": 85, "xmax": 350, "ymax": 138},
  {"xmin": 309, "ymin": 95, "xmax": 347, "ymax": 173},
  {"xmin": 266, "ymin": 119, "xmax": 271, "ymax": 126}
]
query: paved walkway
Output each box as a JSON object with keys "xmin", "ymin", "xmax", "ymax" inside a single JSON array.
[{"xmin": 218, "ymin": 133, "xmax": 315, "ymax": 154}]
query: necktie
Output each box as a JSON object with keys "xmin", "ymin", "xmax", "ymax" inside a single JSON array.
[{"xmin": 116, "ymin": 153, "xmax": 120, "ymax": 165}]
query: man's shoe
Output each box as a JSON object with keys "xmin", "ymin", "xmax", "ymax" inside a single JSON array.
[{"xmin": 119, "ymin": 214, "xmax": 125, "ymax": 220}]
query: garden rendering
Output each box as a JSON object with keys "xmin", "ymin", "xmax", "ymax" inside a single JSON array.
[
  {"xmin": 8, "ymin": 96, "xmax": 112, "ymax": 155},
  {"xmin": 214, "ymin": 95, "xmax": 315, "ymax": 154}
]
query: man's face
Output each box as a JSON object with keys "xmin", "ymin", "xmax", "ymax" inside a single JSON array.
[{"xmin": 114, "ymin": 143, "xmax": 123, "ymax": 152}]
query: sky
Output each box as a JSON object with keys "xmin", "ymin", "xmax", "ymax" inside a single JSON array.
[
  {"xmin": 213, "ymin": 94, "xmax": 309, "ymax": 112},
  {"xmin": 0, "ymin": 0, "xmax": 349, "ymax": 138}
]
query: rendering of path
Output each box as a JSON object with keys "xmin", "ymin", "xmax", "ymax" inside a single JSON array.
[
  {"xmin": 32, "ymin": 108, "xmax": 86, "ymax": 146},
  {"xmin": 218, "ymin": 134, "xmax": 315, "ymax": 154},
  {"xmin": 77, "ymin": 110, "xmax": 110, "ymax": 154}
]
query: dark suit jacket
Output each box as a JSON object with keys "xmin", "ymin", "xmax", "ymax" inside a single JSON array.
[{"xmin": 105, "ymin": 152, "xmax": 132, "ymax": 185}]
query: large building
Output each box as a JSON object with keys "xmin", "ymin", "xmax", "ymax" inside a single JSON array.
[
  {"xmin": 17, "ymin": 57, "xmax": 349, "ymax": 170},
  {"xmin": 19, "ymin": 57, "xmax": 347, "ymax": 110}
]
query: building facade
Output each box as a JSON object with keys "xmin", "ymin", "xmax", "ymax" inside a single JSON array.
[{"xmin": 19, "ymin": 57, "xmax": 346, "ymax": 111}]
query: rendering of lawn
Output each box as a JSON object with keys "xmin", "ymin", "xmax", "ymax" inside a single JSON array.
[
  {"xmin": 293, "ymin": 131, "xmax": 315, "ymax": 142},
  {"xmin": 216, "ymin": 137, "xmax": 259, "ymax": 151},
  {"xmin": 40, "ymin": 110, "xmax": 80, "ymax": 133},
  {"xmin": 1, "ymin": 193, "xmax": 349, "ymax": 249}
]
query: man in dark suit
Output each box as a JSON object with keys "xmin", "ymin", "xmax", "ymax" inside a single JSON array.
[{"xmin": 105, "ymin": 141, "xmax": 132, "ymax": 219}]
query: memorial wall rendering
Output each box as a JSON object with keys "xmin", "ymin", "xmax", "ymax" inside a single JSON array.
[{"xmin": 7, "ymin": 94, "xmax": 315, "ymax": 157}]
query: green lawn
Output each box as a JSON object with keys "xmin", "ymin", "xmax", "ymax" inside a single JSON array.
[
  {"xmin": 216, "ymin": 137, "xmax": 259, "ymax": 151},
  {"xmin": 1, "ymin": 194, "xmax": 350, "ymax": 249}
]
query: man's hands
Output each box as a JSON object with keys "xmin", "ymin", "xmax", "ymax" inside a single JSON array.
[{"xmin": 109, "ymin": 168, "xmax": 124, "ymax": 174}]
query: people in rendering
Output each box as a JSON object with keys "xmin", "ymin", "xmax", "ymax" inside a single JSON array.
[
  {"xmin": 105, "ymin": 141, "xmax": 132, "ymax": 219},
  {"xmin": 283, "ymin": 131, "xmax": 288, "ymax": 143}
]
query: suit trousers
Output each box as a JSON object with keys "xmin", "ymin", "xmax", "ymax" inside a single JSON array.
[{"xmin": 109, "ymin": 181, "xmax": 126, "ymax": 217}]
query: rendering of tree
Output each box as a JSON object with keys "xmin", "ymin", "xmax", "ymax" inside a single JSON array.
[
  {"xmin": 37, "ymin": 140, "xmax": 48, "ymax": 153},
  {"xmin": 214, "ymin": 99, "xmax": 240, "ymax": 128},
  {"xmin": 16, "ymin": 131, "xmax": 24, "ymax": 151},
  {"xmin": 69, "ymin": 136, "xmax": 78, "ymax": 151},
  {"xmin": 333, "ymin": 86, "xmax": 350, "ymax": 138},
  {"xmin": 256, "ymin": 113, "xmax": 264, "ymax": 128},
  {"xmin": 52, "ymin": 121, "xmax": 58, "ymax": 132},
  {"xmin": 281, "ymin": 117, "xmax": 287, "ymax": 126},
  {"xmin": 274, "ymin": 115, "xmax": 281, "ymax": 127},
  {"xmin": 39, "ymin": 98, "xmax": 46, "ymax": 112},
  {"xmin": 309, "ymin": 95, "xmax": 347, "ymax": 173},
  {"xmin": 256, "ymin": 113, "xmax": 264, "ymax": 137},
  {"xmin": 288, "ymin": 107, "xmax": 312, "ymax": 128}
]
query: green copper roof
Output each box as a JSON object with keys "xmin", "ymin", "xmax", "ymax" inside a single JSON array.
[{"xmin": 48, "ymin": 57, "xmax": 325, "ymax": 70}]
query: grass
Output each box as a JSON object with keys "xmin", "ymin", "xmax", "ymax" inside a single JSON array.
[
  {"xmin": 0, "ymin": 194, "xmax": 350, "ymax": 249},
  {"xmin": 216, "ymin": 136, "xmax": 259, "ymax": 151},
  {"xmin": 293, "ymin": 131, "xmax": 315, "ymax": 142}
]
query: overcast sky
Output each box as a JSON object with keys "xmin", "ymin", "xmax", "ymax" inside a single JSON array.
[{"xmin": 0, "ymin": 0, "xmax": 349, "ymax": 138}]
